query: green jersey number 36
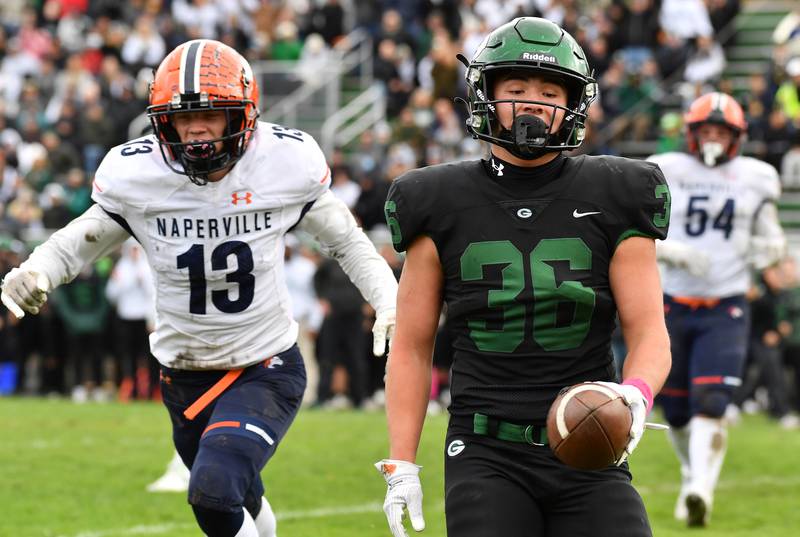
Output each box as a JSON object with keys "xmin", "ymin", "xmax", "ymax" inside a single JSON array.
[{"xmin": 460, "ymin": 238, "xmax": 595, "ymax": 353}]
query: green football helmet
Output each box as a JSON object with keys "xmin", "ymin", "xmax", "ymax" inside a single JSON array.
[{"xmin": 460, "ymin": 17, "xmax": 597, "ymax": 159}]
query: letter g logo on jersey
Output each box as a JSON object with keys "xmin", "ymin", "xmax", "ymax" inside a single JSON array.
[{"xmin": 447, "ymin": 439, "xmax": 466, "ymax": 457}]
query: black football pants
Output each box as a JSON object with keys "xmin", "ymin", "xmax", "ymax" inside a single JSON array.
[{"xmin": 444, "ymin": 417, "xmax": 652, "ymax": 537}]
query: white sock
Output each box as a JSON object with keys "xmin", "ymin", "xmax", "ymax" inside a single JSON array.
[
  {"xmin": 233, "ymin": 508, "xmax": 259, "ymax": 537},
  {"xmin": 168, "ymin": 451, "xmax": 190, "ymax": 474},
  {"xmin": 254, "ymin": 496, "xmax": 277, "ymax": 537},
  {"xmin": 667, "ymin": 425, "xmax": 691, "ymax": 481},
  {"xmin": 688, "ymin": 416, "xmax": 727, "ymax": 500}
]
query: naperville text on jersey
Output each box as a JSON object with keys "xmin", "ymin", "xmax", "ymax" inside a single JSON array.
[{"xmin": 156, "ymin": 212, "xmax": 272, "ymax": 239}]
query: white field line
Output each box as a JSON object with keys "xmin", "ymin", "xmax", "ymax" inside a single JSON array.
[
  {"xmin": 62, "ymin": 473, "xmax": 800, "ymax": 537},
  {"xmin": 66, "ymin": 502, "xmax": 386, "ymax": 537}
]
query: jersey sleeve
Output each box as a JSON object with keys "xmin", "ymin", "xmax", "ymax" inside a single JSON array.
[
  {"xmin": 385, "ymin": 169, "xmax": 434, "ymax": 253},
  {"xmin": 614, "ymin": 160, "xmax": 670, "ymax": 245},
  {"xmin": 91, "ymin": 149, "xmax": 126, "ymax": 217},
  {"xmin": 300, "ymin": 133, "xmax": 331, "ymax": 203}
]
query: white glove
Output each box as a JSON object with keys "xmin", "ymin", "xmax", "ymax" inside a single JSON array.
[
  {"xmin": 375, "ymin": 459, "xmax": 425, "ymax": 537},
  {"xmin": 372, "ymin": 308, "xmax": 396, "ymax": 357},
  {"xmin": 748, "ymin": 236, "xmax": 786, "ymax": 270},
  {"xmin": 593, "ymin": 381, "xmax": 648, "ymax": 466},
  {"xmin": 655, "ymin": 241, "xmax": 710, "ymax": 278},
  {"xmin": 1, "ymin": 269, "xmax": 51, "ymax": 319}
]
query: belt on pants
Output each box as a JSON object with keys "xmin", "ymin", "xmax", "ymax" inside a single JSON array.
[{"xmin": 454, "ymin": 413, "xmax": 549, "ymax": 446}]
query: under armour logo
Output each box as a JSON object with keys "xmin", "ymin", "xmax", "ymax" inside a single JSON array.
[
  {"xmin": 232, "ymin": 192, "xmax": 253, "ymax": 205},
  {"xmin": 491, "ymin": 158, "xmax": 504, "ymax": 177}
]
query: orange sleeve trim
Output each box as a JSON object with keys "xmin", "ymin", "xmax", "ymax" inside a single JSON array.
[
  {"xmin": 319, "ymin": 166, "xmax": 331, "ymax": 184},
  {"xmin": 183, "ymin": 368, "xmax": 244, "ymax": 420},
  {"xmin": 203, "ymin": 420, "xmax": 241, "ymax": 436}
]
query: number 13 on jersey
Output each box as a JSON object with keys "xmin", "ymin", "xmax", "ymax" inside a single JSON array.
[{"xmin": 177, "ymin": 241, "xmax": 255, "ymax": 314}]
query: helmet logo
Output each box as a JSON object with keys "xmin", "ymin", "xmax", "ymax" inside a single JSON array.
[{"xmin": 520, "ymin": 52, "xmax": 557, "ymax": 63}]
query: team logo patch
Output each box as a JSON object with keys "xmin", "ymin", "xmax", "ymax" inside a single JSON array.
[
  {"xmin": 232, "ymin": 191, "xmax": 253, "ymax": 205},
  {"xmin": 447, "ymin": 439, "xmax": 466, "ymax": 457},
  {"xmin": 263, "ymin": 356, "xmax": 284, "ymax": 369},
  {"xmin": 517, "ymin": 208, "xmax": 533, "ymax": 219},
  {"xmin": 728, "ymin": 306, "xmax": 744, "ymax": 319}
]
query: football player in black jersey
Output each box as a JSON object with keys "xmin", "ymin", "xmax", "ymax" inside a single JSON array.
[{"xmin": 374, "ymin": 17, "xmax": 672, "ymax": 537}]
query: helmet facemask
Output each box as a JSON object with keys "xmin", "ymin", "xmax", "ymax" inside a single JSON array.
[
  {"xmin": 468, "ymin": 65, "xmax": 593, "ymax": 160},
  {"xmin": 148, "ymin": 104, "xmax": 255, "ymax": 185}
]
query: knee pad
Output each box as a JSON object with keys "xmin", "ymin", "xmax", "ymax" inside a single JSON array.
[
  {"xmin": 188, "ymin": 433, "xmax": 267, "ymax": 512},
  {"xmin": 192, "ymin": 505, "xmax": 244, "ymax": 537},
  {"xmin": 659, "ymin": 394, "xmax": 690, "ymax": 428},
  {"xmin": 693, "ymin": 385, "xmax": 731, "ymax": 418}
]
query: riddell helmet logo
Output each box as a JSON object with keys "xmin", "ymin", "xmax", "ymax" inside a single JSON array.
[{"xmin": 521, "ymin": 52, "xmax": 557, "ymax": 63}]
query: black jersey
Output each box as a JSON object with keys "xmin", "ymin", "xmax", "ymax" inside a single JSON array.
[{"xmin": 385, "ymin": 155, "xmax": 670, "ymax": 422}]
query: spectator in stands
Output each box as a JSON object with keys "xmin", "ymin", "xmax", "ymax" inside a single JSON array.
[
  {"xmin": 307, "ymin": 0, "xmax": 346, "ymax": 46},
  {"xmin": 329, "ymin": 165, "xmax": 361, "ymax": 210},
  {"xmin": 269, "ymin": 21, "xmax": 303, "ymax": 61},
  {"xmin": 683, "ymin": 34, "xmax": 726, "ymax": 85},
  {"xmin": 53, "ymin": 263, "xmax": 111, "ymax": 402},
  {"xmin": 313, "ymin": 257, "xmax": 368, "ymax": 409},
  {"xmin": 283, "ymin": 235, "xmax": 323, "ymax": 404},
  {"xmin": 656, "ymin": 112, "xmax": 683, "ymax": 153},
  {"xmin": 776, "ymin": 56, "xmax": 800, "ymax": 121},
  {"xmin": 63, "ymin": 167, "xmax": 91, "ymax": 219},
  {"xmin": 40, "ymin": 183, "xmax": 72, "ymax": 229},
  {"xmin": 40, "ymin": 130, "xmax": 81, "ymax": 181},
  {"xmin": 296, "ymin": 32, "xmax": 331, "ymax": 85},
  {"xmin": 706, "ymin": 0, "xmax": 740, "ymax": 46},
  {"xmin": 0, "ymin": 148, "xmax": 21, "ymax": 205},
  {"xmin": 737, "ymin": 267, "xmax": 796, "ymax": 425},
  {"xmin": 659, "ymin": 0, "xmax": 714, "ymax": 43},
  {"xmin": 777, "ymin": 255, "xmax": 800, "ymax": 425},
  {"xmin": 763, "ymin": 107, "xmax": 794, "ymax": 170},
  {"xmin": 105, "ymin": 238, "xmax": 156, "ymax": 401},
  {"xmin": 781, "ymin": 130, "xmax": 800, "ymax": 189},
  {"xmin": 609, "ymin": 0, "xmax": 660, "ymax": 67}
]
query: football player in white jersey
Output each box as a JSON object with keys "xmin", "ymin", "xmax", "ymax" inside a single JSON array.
[
  {"xmin": 1, "ymin": 40, "xmax": 398, "ymax": 537},
  {"xmin": 649, "ymin": 92, "xmax": 786, "ymax": 527}
]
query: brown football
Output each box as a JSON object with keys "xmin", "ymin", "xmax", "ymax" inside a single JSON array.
[{"xmin": 546, "ymin": 382, "xmax": 632, "ymax": 470}]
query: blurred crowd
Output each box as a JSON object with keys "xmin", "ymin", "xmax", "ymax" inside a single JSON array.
[{"xmin": 1, "ymin": 0, "xmax": 800, "ymax": 416}]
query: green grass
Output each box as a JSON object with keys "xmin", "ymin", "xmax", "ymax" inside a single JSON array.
[{"xmin": 1, "ymin": 399, "xmax": 799, "ymax": 536}]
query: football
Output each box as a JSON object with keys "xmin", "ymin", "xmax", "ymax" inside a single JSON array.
[{"xmin": 546, "ymin": 382, "xmax": 633, "ymax": 470}]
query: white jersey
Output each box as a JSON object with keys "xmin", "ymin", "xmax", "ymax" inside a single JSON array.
[
  {"xmin": 91, "ymin": 121, "xmax": 331, "ymax": 369},
  {"xmin": 648, "ymin": 152, "xmax": 781, "ymax": 298}
]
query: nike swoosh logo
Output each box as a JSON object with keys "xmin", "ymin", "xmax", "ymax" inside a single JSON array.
[{"xmin": 573, "ymin": 210, "xmax": 601, "ymax": 218}]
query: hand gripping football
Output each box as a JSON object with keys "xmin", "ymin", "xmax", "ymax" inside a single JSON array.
[{"xmin": 546, "ymin": 382, "xmax": 632, "ymax": 470}]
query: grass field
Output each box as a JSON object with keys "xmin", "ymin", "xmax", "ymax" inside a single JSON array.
[{"xmin": 2, "ymin": 398, "xmax": 799, "ymax": 537}]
